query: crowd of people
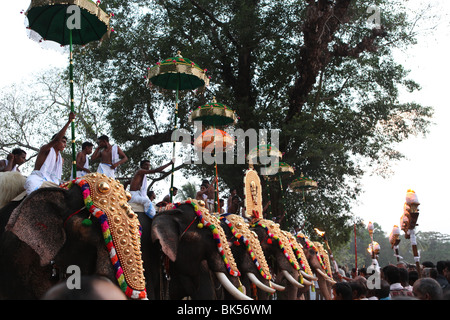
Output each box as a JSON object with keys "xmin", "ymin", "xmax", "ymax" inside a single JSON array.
[{"xmin": 332, "ymin": 260, "xmax": 450, "ymax": 300}]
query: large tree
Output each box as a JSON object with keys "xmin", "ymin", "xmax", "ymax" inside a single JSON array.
[{"xmin": 73, "ymin": 0, "xmax": 433, "ymax": 246}]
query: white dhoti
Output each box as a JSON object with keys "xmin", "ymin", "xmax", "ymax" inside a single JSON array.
[
  {"xmin": 25, "ymin": 148, "xmax": 62, "ymax": 195},
  {"xmin": 97, "ymin": 163, "xmax": 115, "ymax": 178},
  {"xmin": 206, "ymin": 199, "xmax": 215, "ymax": 213},
  {"xmin": 129, "ymin": 191, "xmax": 156, "ymax": 219},
  {"xmin": 24, "ymin": 172, "xmax": 59, "ymax": 195}
]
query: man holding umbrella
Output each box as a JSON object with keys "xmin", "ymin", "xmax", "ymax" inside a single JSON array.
[{"xmin": 24, "ymin": 112, "xmax": 75, "ymax": 195}]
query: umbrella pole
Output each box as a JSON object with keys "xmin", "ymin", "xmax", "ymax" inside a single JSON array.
[
  {"xmin": 69, "ymin": 29, "xmax": 77, "ymax": 180},
  {"xmin": 214, "ymin": 124, "xmax": 219, "ymax": 212},
  {"xmin": 170, "ymin": 84, "xmax": 179, "ymax": 203}
]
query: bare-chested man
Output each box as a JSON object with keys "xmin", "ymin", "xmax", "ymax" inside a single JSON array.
[
  {"xmin": 0, "ymin": 148, "xmax": 27, "ymax": 172},
  {"xmin": 90, "ymin": 135, "xmax": 128, "ymax": 179},
  {"xmin": 128, "ymin": 159, "xmax": 173, "ymax": 219},
  {"xmin": 25, "ymin": 112, "xmax": 75, "ymax": 194},
  {"xmin": 74, "ymin": 141, "xmax": 94, "ymax": 177}
]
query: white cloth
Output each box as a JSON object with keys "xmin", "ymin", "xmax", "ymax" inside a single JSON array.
[
  {"xmin": 206, "ymin": 199, "xmax": 215, "ymax": 213},
  {"xmin": 25, "ymin": 148, "xmax": 63, "ymax": 195},
  {"xmin": 97, "ymin": 145, "xmax": 119, "ymax": 178},
  {"xmin": 2, "ymin": 159, "xmax": 18, "ymax": 172},
  {"xmin": 129, "ymin": 191, "xmax": 155, "ymax": 219},
  {"xmin": 129, "ymin": 175, "xmax": 155, "ymax": 218},
  {"xmin": 71, "ymin": 154, "xmax": 90, "ymax": 178}
]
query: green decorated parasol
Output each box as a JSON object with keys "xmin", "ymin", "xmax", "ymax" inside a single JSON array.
[
  {"xmin": 25, "ymin": 0, "xmax": 112, "ymax": 179},
  {"xmin": 289, "ymin": 172, "xmax": 318, "ymax": 201},
  {"xmin": 147, "ymin": 51, "xmax": 209, "ymax": 202},
  {"xmin": 189, "ymin": 97, "xmax": 237, "ymax": 127}
]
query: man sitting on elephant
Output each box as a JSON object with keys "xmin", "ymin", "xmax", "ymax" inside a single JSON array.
[
  {"xmin": 128, "ymin": 159, "xmax": 173, "ymax": 219},
  {"xmin": 24, "ymin": 112, "xmax": 75, "ymax": 195}
]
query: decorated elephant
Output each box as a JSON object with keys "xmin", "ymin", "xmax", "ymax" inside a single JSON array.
[
  {"xmin": 150, "ymin": 199, "xmax": 252, "ymax": 300},
  {"xmin": 241, "ymin": 168, "xmax": 316, "ymax": 300},
  {"xmin": 0, "ymin": 173, "xmax": 147, "ymax": 300},
  {"xmin": 219, "ymin": 213, "xmax": 284, "ymax": 299},
  {"xmin": 296, "ymin": 233, "xmax": 336, "ymax": 300},
  {"xmin": 250, "ymin": 219, "xmax": 317, "ymax": 299}
]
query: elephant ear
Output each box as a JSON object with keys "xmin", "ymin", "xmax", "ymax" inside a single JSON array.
[
  {"xmin": 151, "ymin": 210, "xmax": 182, "ymax": 262},
  {"xmin": 6, "ymin": 188, "xmax": 67, "ymax": 266}
]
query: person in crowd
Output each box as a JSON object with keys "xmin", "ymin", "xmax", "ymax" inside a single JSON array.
[
  {"xmin": 374, "ymin": 280, "xmax": 391, "ymax": 300},
  {"xmin": 382, "ymin": 265, "xmax": 414, "ymax": 298},
  {"xmin": 408, "ymin": 270, "xmax": 419, "ymax": 288},
  {"xmin": 436, "ymin": 260, "xmax": 449, "ymax": 289},
  {"xmin": 422, "ymin": 267, "xmax": 438, "ymax": 279},
  {"xmin": 349, "ymin": 277, "xmax": 368, "ymax": 300},
  {"xmin": 25, "ymin": 112, "xmax": 75, "ymax": 194},
  {"xmin": 399, "ymin": 267, "xmax": 413, "ymax": 292},
  {"xmin": 413, "ymin": 277, "xmax": 443, "ymax": 300},
  {"xmin": 332, "ymin": 282, "xmax": 353, "ymax": 300},
  {"xmin": 91, "ymin": 135, "xmax": 128, "ymax": 178},
  {"xmin": 0, "ymin": 148, "xmax": 27, "ymax": 172}
]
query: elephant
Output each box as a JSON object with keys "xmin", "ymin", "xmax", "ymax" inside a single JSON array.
[
  {"xmin": 0, "ymin": 173, "xmax": 147, "ymax": 300},
  {"xmin": 250, "ymin": 219, "xmax": 317, "ymax": 300},
  {"xmin": 149, "ymin": 199, "xmax": 252, "ymax": 300},
  {"xmin": 219, "ymin": 213, "xmax": 283, "ymax": 299},
  {"xmin": 296, "ymin": 233, "xmax": 336, "ymax": 300}
]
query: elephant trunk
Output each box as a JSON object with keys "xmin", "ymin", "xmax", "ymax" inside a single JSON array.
[
  {"xmin": 215, "ymin": 272, "xmax": 253, "ymax": 300},
  {"xmin": 281, "ymin": 270, "xmax": 304, "ymax": 288},
  {"xmin": 246, "ymin": 273, "xmax": 275, "ymax": 294}
]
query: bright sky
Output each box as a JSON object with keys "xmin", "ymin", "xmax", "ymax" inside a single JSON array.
[{"xmin": 2, "ymin": 1, "xmax": 450, "ymax": 235}]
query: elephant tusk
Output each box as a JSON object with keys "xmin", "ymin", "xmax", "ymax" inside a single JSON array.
[
  {"xmin": 281, "ymin": 270, "xmax": 304, "ymax": 288},
  {"xmin": 299, "ymin": 274, "xmax": 313, "ymax": 286},
  {"xmin": 215, "ymin": 272, "xmax": 253, "ymax": 300},
  {"xmin": 246, "ymin": 273, "xmax": 276, "ymax": 294},
  {"xmin": 269, "ymin": 281, "xmax": 285, "ymax": 291},
  {"xmin": 301, "ymin": 270, "xmax": 318, "ymax": 281},
  {"xmin": 316, "ymin": 269, "xmax": 336, "ymax": 284}
]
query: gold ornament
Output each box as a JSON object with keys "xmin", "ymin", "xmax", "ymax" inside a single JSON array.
[{"xmin": 82, "ymin": 173, "xmax": 146, "ymax": 292}]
